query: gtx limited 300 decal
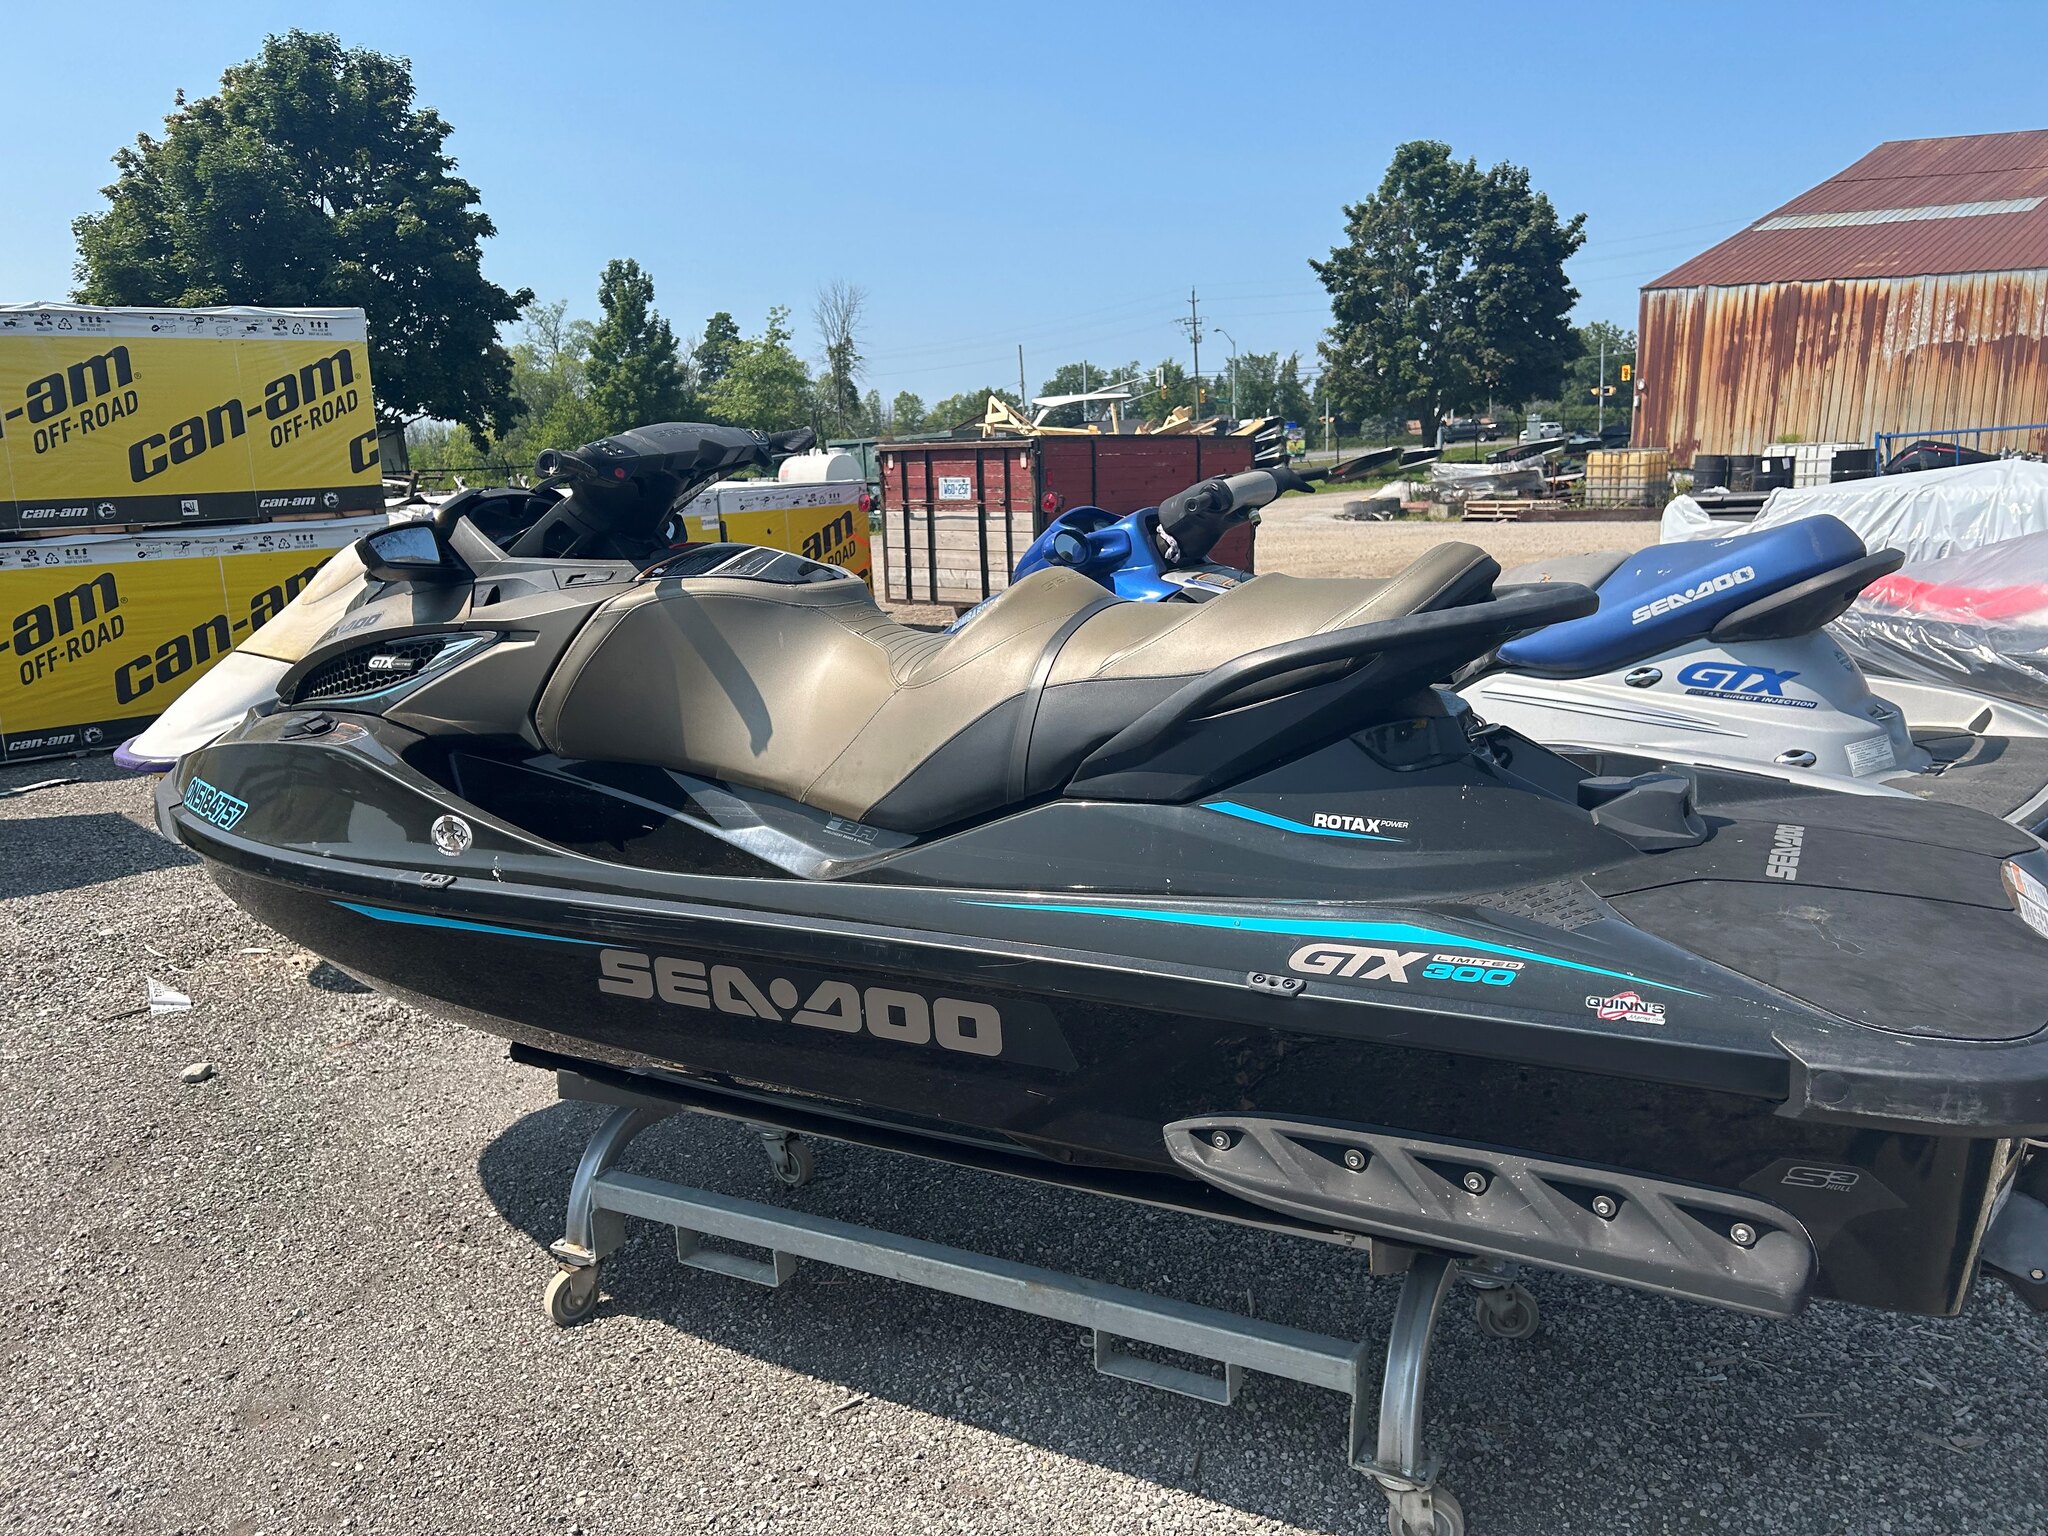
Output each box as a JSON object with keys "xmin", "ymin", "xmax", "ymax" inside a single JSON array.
[
  {"xmin": 1631, "ymin": 565, "xmax": 1753, "ymax": 624},
  {"xmin": 597, "ymin": 949, "xmax": 1075, "ymax": 1070},
  {"xmin": 971, "ymin": 901, "xmax": 1704, "ymax": 996},
  {"xmin": 1291, "ymin": 944, "xmax": 1520, "ymax": 987},
  {"xmin": 1675, "ymin": 661, "xmax": 1817, "ymax": 709}
]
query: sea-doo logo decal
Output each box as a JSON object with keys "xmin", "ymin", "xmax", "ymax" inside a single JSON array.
[
  {"xmin": 1312, "ymin": 813, "xmax": 1410, "ymax": 835},
  {"xmin": 1290, "ymin": 944, "xmax": 1519, "ymax": 987},
  {"xmin": 1766, "ymin": 823, "xmax": 1805, "ymax": 881},
  {"xmin": 1630, "ymin": 565, "xmax": 1754, "ymax": 625},
  {"xmin": 182, "ymin": 775, "xmax": 249, "ymax": 831},
  {"xmin": 1585, "ymin": 989, "xmax": 1665, "ymax": 1025},
  {"xmin": 1781, "ymin": 1166, "xmax": 1860, "ymax": 1192},
  {"xmin": 1675, "ymin": 661, "xmax": 1816, "ymax": 709},
  {"xmin": 599, "ymin": 949, "xmax": 1014, "ymax": 1059}
]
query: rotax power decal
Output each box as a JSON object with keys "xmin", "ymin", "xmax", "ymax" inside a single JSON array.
[
  {"xmin": 0, "ymin": 305, "xmax": 383, "ymax": 533},
  {"xmin": 0, "ymin": 518, "xmax": 369, "ymax": 761}
]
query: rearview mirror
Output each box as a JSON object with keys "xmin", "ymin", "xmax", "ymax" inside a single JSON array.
[
  {"xmin": 1049, "ymin": 528, "xmax": 1091, "ymax": 566},
  {"xmin": 355, "ymin": 522, "xmax": 467, "ymax": 584}
]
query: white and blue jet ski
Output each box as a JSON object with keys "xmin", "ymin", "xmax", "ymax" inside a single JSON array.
[
  {"xmin": 1015, "ymin": 475, "xmax": 2048, "ymax": 831},
  {"xmin": 1458, "ymin": 517, "xmax": 2048, "ymax": 830}
]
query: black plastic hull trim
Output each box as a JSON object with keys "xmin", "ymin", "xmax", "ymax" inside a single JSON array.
[{"xmin": 1167, "ymin": 1115, "xmax": 1814, "ymax": 1315}]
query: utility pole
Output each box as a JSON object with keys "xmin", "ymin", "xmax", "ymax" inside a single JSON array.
[
  {"xmin": 1597, "ymin": 334, "xmax": 1607, "ymax": 436},
  {"xmin": 1216, "ymin": 326, "xmax": 1239, "ymax": 419},
  {"xmin": 1179, "ymin": 288, "xmax": 1203, "ymax": 419},
  {"xmin": 1017, "ymin": 345, "xmax": 1028, "ymax": 414}
]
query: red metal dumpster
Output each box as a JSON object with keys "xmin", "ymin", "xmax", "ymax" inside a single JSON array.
[{"xmin": 878, "ymin": 434, "xmax": 1257, "ymax": 607}]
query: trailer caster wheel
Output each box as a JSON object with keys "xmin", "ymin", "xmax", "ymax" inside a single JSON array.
[
  {"xmin": 763, "ymin": 1134, "xmax": 816, "ymax": 1190},
  {"xmin": 1472, "ymin": 1285, "xmax": 1540, "ymax": 1341},
  {"xmin": 1388, "ymin": 1486, "xmax": 1464, "ymax": 1536},
  {"xmin": 544, "ymin": 1266, "xmax": 602, "ymax": 1328}
]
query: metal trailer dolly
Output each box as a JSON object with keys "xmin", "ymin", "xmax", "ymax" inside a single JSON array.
[{"xmin": 542, "ymin": 1074, "xmax": 1541, "ymax": 1536}]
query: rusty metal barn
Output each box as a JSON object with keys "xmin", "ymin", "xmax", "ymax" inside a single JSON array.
[{"xmin": 1637, "ymin": 130, "xmax": 2048, "ymax": 464}]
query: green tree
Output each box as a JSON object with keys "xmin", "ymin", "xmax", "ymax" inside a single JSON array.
[
  {"xmin": 695, "ymin": 311, "xmax": 741, "ymax": 386},
  {"xmin": 72, "ymin": 29, "xmax": 530, "ymax": 441},
  {"xmin": 403, "ymin": 421, "xmax": 463, "ymax": 472},
  {"xmin": 702, "ymin": 307, "xmax": 814, "ymax": 431},
  {"xmin": 485, "ymin": 298, "xmax": 598, "ymax": 467},
  {"xmin": 923, "ymin": 387, "xmax": 1021, "ymax": 432},
  {"xmin": 888, "ymin": 390, "xmax": 927, "ymax": 434},
  {"xmin": 1312, "ymin": 140, "xmax": 1585, "ymax": 433},
  {"xmin": 1140, "ymin": 360, "xmax": 1191, "ymax": 424},
  {"xmin": 1274, "ymin": 352, "xmax": 1315, "ymax": 430},
  {"xmin": 585, "ymin": 258, "xmax": 687, "ymax": 432}
]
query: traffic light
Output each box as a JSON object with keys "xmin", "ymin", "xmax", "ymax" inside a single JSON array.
[{"xmin": 1620, "ymin": 364, "xmax": 1632, "ymax": 382}]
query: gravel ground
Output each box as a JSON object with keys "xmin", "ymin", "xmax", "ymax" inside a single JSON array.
[
  {"xmin": 1247, "ymin": 494, "xmax": 1664, "ymax": 580},
  {"xmin": 4, "ymin": 507, "xmax": 2043, "ymax": 1536}
]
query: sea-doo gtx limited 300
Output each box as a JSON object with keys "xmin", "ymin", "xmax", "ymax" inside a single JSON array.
[
  {"xmin": 159, "ymin": 423, "xmax": 2048, "ymax": 1528},
  {"xmin": 1019, "ymin": 474, "xmax": 2048, "ymax": 829},
  {"xmin": 160, "ymin": 422, "xmax": 2048, "ymax": 1313}
]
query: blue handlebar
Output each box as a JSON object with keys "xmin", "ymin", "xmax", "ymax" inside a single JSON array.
[{"xmin": 1013, "ymin": 506, "xmax": 1180, "ymax": 600}]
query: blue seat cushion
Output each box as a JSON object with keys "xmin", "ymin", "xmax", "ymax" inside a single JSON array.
[{"xmin": 1497, "ymin": 515, "xmax": 1869, "ymax": 675}]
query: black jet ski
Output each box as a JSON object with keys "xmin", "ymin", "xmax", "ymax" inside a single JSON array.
[{"xmin": 159, "ymin": 423, "xmax": 2048, "ymax": 1339}]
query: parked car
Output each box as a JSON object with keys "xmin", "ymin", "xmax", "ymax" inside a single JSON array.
[{"xmin": 1439, "ymin": 416, "xmax": 1501, "ymax": 443}]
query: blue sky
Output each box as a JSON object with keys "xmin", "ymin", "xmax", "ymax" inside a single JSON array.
[{"xmin": 5, "ymin": 0, "xmax": 2045, "ymax": 406}]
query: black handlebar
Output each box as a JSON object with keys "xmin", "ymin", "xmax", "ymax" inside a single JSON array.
[
  {"xmin": 507, "ymin": 422, "xmax": 817, "ymax": 561},
  {"xmin": 1155, "ymin": 466, "xmax": 1316, "ymax": 565}
]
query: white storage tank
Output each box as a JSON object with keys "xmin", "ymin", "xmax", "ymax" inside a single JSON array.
[{"xmin": 778, "ymin": 449, "xmax": 864, "ymax": 484}]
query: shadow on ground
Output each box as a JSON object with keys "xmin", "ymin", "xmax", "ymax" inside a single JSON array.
[
  {"xmin": 475, "ymin": 1097, "xmax": 2046, "ymax": 1536},
  {"xmin": 0, "ymin": 810, "xmax": 194, "ymax": 899}
]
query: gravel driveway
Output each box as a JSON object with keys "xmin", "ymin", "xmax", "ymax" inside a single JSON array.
[{"xmin": 3, "ymin": 610, "xmax": 2043, "ymax": 1536}]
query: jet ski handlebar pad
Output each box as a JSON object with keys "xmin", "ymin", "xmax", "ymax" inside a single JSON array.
[{"xmin": 1706, "ymin": 548, "xmax": 1904, "ymax": 644}]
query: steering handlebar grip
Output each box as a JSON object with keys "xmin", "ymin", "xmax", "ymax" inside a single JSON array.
[{"xmin": 533, "ymin": 446, "xmax": 591, "ymax": 481}]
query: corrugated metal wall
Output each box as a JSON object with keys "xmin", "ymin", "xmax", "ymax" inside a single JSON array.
[{"xmin": 1637, "ymin": 271, "xmax": 2048, "ymax": 463}]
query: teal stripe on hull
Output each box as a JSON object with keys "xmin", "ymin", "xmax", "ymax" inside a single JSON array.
[
  {"xmin": 333, "ymin": 899, "xmax": 605, "ymax": 946},
  {"xmin": 967, "ymin": 899, "xmax": 1702, "ymax": 996}
]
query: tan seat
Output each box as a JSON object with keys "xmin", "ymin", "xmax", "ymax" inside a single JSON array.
[
  {"xmin": 1499, "ymin": 551, "xmax": 1630, "ymax": 590},
  {"xmin": 537, "ymin": 542, "xmax": 1498, "ymax": 831}
]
